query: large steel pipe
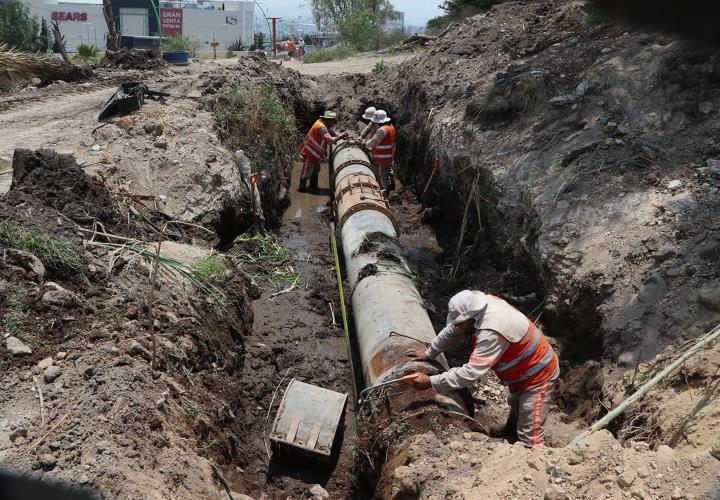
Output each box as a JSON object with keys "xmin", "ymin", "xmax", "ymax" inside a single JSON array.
[{"xmin": 331, "ymin": 142, "xmax": 467, "ymax": 414}]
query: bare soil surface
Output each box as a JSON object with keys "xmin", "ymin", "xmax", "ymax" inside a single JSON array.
[
  {"xmin": 3, "ymin": 2, "xmax": 720, "ymax": 497},
  {"xmin": 284, "ymin": 53, "xmax": 413, "ymax": 77}
]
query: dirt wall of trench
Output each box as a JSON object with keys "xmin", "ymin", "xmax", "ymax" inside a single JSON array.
[{"xmin": 318, "ymin": 0, "xmax": 720, "ymax": 446}]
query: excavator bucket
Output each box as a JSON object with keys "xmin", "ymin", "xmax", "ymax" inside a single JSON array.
[{"xmin": 269, "ymin": 379, "xmax": 348, "ymax": 461}]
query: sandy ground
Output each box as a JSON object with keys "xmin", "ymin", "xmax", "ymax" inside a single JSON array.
[{"xmin": 281, "ymin": 53, "xmax": 414, "ymax": 76}]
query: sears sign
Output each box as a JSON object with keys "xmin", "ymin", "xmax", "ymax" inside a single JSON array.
[{"xmin": 51, "ymin": 11, "xmax": 88, "ymax": 22}]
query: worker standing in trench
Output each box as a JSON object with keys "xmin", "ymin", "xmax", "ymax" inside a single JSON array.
[
  {"xmin": 299, "ymin": 111, "xmax": 348, "ymax": 192},
  {"xmin": 405, "ymin": 290, "xmax": 559, "ymax": 447},
  {"xmin": 364, "ymin": 109, "xmax": 396, "ymax": 193},
  {"xmin": 360, "ymin": 106, "xmax": 378, "ymax": 139}
]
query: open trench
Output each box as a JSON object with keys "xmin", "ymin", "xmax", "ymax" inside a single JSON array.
[
  {"xmin": 0, "ymin": 76, "xmax": 603, "ymax": 500},
  {"xmin": 212, "ymin": 83, "xmax": 606, "ymax": 498},
  {"xmin": 4, "ymin": 42, "xmax": 720, "ymax": 498}
]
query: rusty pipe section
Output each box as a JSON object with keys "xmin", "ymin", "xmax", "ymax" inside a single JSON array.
[{"xmin": 331, "ymin": 142, "xmax": 467, "ymax": 414}]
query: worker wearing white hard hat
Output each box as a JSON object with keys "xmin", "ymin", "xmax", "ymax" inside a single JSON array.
[
  {"xmin": 360, "ymin": 106, "xmax": 378, "ymax": 139},
  {"xmin": 405, "ymin": 290, "xmax": 559, "ymax": 447},
  {"xmin": 365, "ymin": 110, "xmax": 396, "ymax": 192}
]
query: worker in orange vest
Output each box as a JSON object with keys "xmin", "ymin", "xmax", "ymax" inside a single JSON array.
[
  {"xmin": 299, "ymin": 111, "xmax": 348, "ymax": 192},
  {"xmin": 405, "ymin": 290, "xmax": 559, "ymax": 447},
  {"xmin": 286, "ymin": 39, "xmax": 297, "ymax": 58},
  {"xmin": 364, "ymin": 109, "xmax": 395, "ymax": 192}
]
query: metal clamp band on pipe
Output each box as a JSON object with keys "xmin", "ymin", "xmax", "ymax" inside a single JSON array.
[{"xmin": 330, "ymin": 141, "xmax": 468, "ymax": 416}]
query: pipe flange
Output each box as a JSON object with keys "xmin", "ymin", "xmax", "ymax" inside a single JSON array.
[
  {"xmin": 333, "ymin": 174, "xmax": 380, "ymax": 202},
  {"xmin": 332, "ymin": 158, "xmax": 372, "ymax": 184},
  {"xmin": 335, "ymin": 201, "xmax": 399, "ymax": 236}
]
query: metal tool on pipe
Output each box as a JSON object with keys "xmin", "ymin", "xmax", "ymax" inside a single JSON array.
[{"xmin": 357, "ymin": 375, "xmax": 416, "ymax": 404}]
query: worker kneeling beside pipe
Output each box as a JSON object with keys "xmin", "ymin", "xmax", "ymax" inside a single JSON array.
[{"xmin": 405, "ymin": 290, "xmax": 559, "ymax": 447}]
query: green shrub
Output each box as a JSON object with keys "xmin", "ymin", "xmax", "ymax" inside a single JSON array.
[
  {"xmin": 3, "ymin": 299, "xmax": 30, "ymax": 343},
  {"xmin": 161, "ymin": 35, "xmax": 192, "ymax": 52},
  {"xmin": 0, "ymin": 220, "xmax": 84, "ymax": 274},
  {"xmin": 303, "ymin": 45, "xmax": 355, "ymax": 64},
  {"xmin": 213, "ymin": 85, "xmax": 296, "ymax": 153},
  {"xmin": 0, "ymin": 0, "xmax": 41, "ymax": 52},
  {"xmin": 77, "ymin": 43, "xmax": 98, "ymax": 58},
  {"xmin": 212, "ymin": 86, "xmax": 296, "ymax": 217},
  {"xmin": 310, "ymin": 0, "xmax": 394, "ymax": 51},
  {"xmin": 372, "ymin": 59, "xmax": 385, "ymax": 74},
  {"xmin": 226, "ymin": 49, "xmax": 236, "ymax": 58},
  {"xmin": 193, "ymin": 255, "xmax": 228, "ymax": 281},
  {"xmin": 75, "ymin": 43, "xmax": 99, "ymax": 64}
]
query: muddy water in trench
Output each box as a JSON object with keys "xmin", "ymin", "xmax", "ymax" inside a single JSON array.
[
  {"xmin": 228, "ymin": 161, "xmax": 490, "ymax": 497},
  {"xmin": 227, "ymin": 161, "xmax": 357, "ymax": 497}
]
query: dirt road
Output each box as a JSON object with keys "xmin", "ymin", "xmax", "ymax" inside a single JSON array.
[{"xmin": 283, "ymin": 52, "xmax": 413, "ymax": 76}]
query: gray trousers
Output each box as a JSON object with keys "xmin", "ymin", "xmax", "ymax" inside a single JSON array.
[
  {"xmin": 301, "ymin": 157, "xmax": 321, "ymax": 181},
  {"xmin": 507, "ymin": 378, "xmax": 556, "ymax": 447}
]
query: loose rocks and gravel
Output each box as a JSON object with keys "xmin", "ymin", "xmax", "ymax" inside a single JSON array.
[
  {"xmin": 2, "ymin": 1, "xmax": 720, "ymax": 498},
  {"xmin": 99, "ymin": 49, "xmax": 168, "ymax": 71}
]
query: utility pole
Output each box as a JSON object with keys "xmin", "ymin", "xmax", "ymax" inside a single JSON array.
[{"xmin": 268, "ymin": 16, "xmax": 281, "ymax": 56}]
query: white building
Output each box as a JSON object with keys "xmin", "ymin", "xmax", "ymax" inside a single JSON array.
[
  {"xmin": 27, "ymin": 0, "xmax": 107, "ymax": 51},
  {"xmin": 25, "ymin": 0, "xmax": 255, "ymax": 53}
]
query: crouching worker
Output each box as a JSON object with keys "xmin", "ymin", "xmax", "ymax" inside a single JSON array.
[
  {"xmin": 299, "ymin": 110, "xmax": 348, "ymax": 192},
  {"xmin": 405, "ymin": 290, "xmax": 559, "ymax": 447}
]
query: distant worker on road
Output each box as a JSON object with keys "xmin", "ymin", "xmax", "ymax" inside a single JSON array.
[
  {"xmin": 365, "ymin": 109, "xmax": 395, "ymax": 192},
  {"xmin": 299, "ymin": 111, "xmax": 348, "ymax": 192},
  {"xmin": 297, "ymin": 37, "xmax": 305, "ymax": 58},
  {"xmin": 285, "ymin": 39, "xmax": 296, "ymax": 58},
  {"xmin": 404, "ymin": 290, "xmax": 559, "ymax": 447},
  {"xmin": 360, "ymin": 107, "xmax": 378, "ymax": 139}
]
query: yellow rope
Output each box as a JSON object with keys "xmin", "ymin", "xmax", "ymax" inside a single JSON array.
[{"xmin": 330, "ymin": 222, "xmax": 358, "ymax": 402}]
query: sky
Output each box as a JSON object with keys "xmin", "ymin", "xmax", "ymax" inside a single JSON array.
[{"xmin": 260, "ymin": 1, "xmax": 444, "ymax": 28}]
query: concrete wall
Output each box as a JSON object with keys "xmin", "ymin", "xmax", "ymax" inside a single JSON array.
[
  {"xmin": 26, "ymin": 0, "xmax": 254, "ymax": 53},
  {"xmin": 27, "ymin": 1, "xmax": 109, "ymax": 52},
  {"xmin": 183, "ymin": 6, "xmax": 254, "ymax": 52}
]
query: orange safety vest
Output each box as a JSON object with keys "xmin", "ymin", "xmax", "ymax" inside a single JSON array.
[
  {"xmin": 371, "ymin": 124, "xmax": 395, "ymax": 165},
  {"xmin": 471, "ymin": 296, "xmax": 558, "ymax": 393},
  {"xmin": 300, "ymin": 120, "xmax": 328, "ymax": 161}
]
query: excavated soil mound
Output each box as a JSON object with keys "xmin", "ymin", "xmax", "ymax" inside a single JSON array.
[
  {"xmin": 100, "ymin": 48, "xmax": 168, "ymax": 71},
  {"xmin": 8, "ymin": 149, "xmax": 116, "ymax": 224}
]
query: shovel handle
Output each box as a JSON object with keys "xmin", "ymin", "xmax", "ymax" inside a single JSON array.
[{"xmin": 422, "ymin": 158, "xmax": 441, "ymax": 195}]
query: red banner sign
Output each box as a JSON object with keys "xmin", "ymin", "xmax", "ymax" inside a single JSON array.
[
  {"xmin": 51, "ymin": 11, "xmax": 88, "ymax": 22},
  {"xmin": 160, "ymin": 8, "xmax": 183, "ymax": 36}
]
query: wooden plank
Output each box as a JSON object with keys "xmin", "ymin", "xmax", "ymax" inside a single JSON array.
[
  {"xmin": 286, "ymin": 416, "xmax": 301, "ymax": 443},
  {"xmin": 305, "ymin": 422, "xmax": 322, "ymax": 450}
]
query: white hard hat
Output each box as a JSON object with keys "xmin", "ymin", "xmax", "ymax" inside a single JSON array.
[
  {"xmin": 362, "ymin": 107, "xmax": 376, "ymax": 120},
  {"xmin": 371, "ymin": 109, "xmax": 391, "ymax": 124},
  {"xmin": 446, "ymin": 290, "xmax": 488, "ymax": 326}
]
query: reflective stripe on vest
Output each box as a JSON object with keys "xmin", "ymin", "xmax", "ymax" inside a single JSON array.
[
  {"xmin": 372, "ymin": 125, "xmax": 395, "ymax": 165},
  {"xmin": 300, "ymin": 120, "xmax": 327, "ymax": 160},
  {"xmin": 491, "ymin": 321, "xmax": 556, "ymax": 392}
]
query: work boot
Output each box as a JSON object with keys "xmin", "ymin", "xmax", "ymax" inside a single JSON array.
[
  {"xmin": 489, "ymin": 415, "xmax": 517, "ymax": 441},
  {"xmin": 298, "ymin": 178, "xmax": 307, "ymax": 192},
  {"xmin": 309, "ymin": 173, "xmax": 319, "ymax": 192}
]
